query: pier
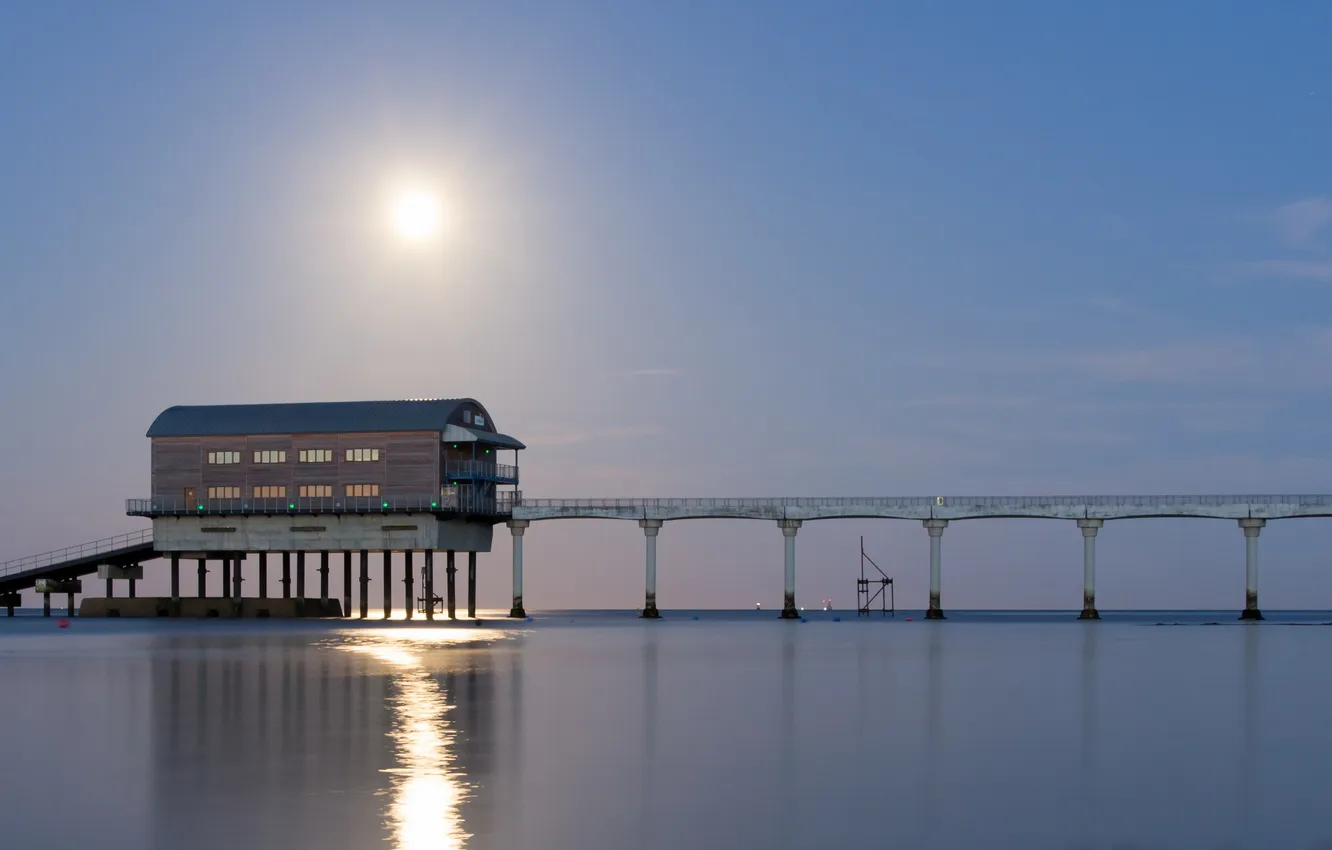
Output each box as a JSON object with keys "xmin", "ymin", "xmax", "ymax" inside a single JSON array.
[{"xmin": 2, "ymin": 493, "xmax": 1323, "ymax": 621}]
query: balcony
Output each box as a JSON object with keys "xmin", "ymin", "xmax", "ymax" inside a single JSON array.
[
  {"xmin": 127, "ymin": 491, "xmax": 521, "ymax": 518},
  {"xmin": 443, "ymin": 460, "xmax": 519, "ymax": 484}
]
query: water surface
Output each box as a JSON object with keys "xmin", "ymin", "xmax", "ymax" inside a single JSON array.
[{"xmin": 1, "ymin": 611, "xmax": 1330, "ymax": 849}]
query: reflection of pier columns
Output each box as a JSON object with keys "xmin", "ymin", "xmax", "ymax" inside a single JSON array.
[
  {"xmin": 1077, "ymin": 519, "xmax": 1103, "ymax": 619},
  {"xmin": 1078, "ymin": 622, "xmax": 1100, "ymax": 837},
  {"xmin": 1239, "ymin": 519, "xmax": 1266, "ymax": 620},
  {"xmin": 923, "ymin": 519, "xmax": 948, "ymax": 619}
]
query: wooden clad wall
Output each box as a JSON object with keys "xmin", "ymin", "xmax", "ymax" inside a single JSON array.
[{"xmin": 151, "ymin": 430, "xmax": 442, "ymax": 499}]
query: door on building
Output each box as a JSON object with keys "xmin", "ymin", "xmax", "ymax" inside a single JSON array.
[{"xmin": 184, "ymin": 487, "xmax": 196, "ymax": 508}]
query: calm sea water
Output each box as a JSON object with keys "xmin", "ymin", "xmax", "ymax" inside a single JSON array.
[{"xmin": 2, "ymin": 610, "xmax": 1331, "ymax": 850}]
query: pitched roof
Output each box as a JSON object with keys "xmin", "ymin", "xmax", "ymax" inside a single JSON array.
[{"xmin": 146, "ymin": 398, "xmax": 525, "ymax": 448}]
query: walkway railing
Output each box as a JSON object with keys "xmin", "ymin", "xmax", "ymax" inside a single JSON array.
[
  {"xmin": 0, "ymin": 528, "xmax": 153, "ymax": 579},
  {"xmin": 126, "ymin": 491, "xmax": 521, "ymax": 517},
  {"xmin": 516, "ymin": 495, "xmax": 1332, "ymax": 509}
]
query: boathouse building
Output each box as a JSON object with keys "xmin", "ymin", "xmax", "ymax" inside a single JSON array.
[{"xmin": 128, "ymin": 398, "xmax": 523, "ymax": 557}]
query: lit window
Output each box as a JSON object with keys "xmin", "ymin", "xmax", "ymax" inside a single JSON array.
[
  {"xmin": 474, "ymin": 415, "xmax": 485, "ymax": 427},
  {"xmin": 207, "ymin": 451, "xmax": 241, "ymax": 465},
  {"xmin": 253, "ymin": 450, "xmax": 287, "ymax": 464},
  {"xmin": 345, "ymin": 483, "xmax": 380, "ymax": 497},
  {"xmin": 345, "ymin": 448, "xmax": 381, "ymax": 462},
  {"xmin": 299, "ymin": 485, "xmax": 333, "ymax": 498},
  {"xmin": 253, "ymin": 485, "xmax": 287, "ymax": 498},
  {"xmin": 299, "ymin": 449, "xmax": 333, "ymax": 463},
  {"xmin": 207, "ymin": 486, "xmax": 241, "ymax": 499}
]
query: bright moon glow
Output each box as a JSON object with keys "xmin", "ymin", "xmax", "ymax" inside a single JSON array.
[{"xmin": 391, "ymin": 190, "xmax": 442, "ymax": 242}]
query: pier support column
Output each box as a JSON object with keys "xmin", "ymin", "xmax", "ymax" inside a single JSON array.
[
  {"xmin": 383, "ymin": 553, "xmax": 392, "ymax": 619},
  {"xmin": 359, "ymin": 550, "xmax": 369, "ymax": 619},
  {"xmin": 424, "ymin": 550, "xmax": 435, "ymax": 621},
  {"xmin": 923, "ymin": 519, "xmax": 948, "ymax": 619},
  {"xmin": 319, "ymin": 551, "xmax": 330, "ymax": 605},
  {"xmin": 342, "ymin": 552, "xmax": 352, "ymax": 619},
  {"xmin": 66, "ymin": 591, "xmax": 76, "ymax": 616},
  {"xmin": 446, "ymin": 551, "xmax": 457, "ymax": 620},
  {"xmin": 467, "ymin": 552, "xmax": 477, "ymax": 619},
  {"xmin": 1239, "ymin": 519, "xmax": 1266, "ymax": 621},
  {"xmin": 128, "ymin": 576, "xmax": 137, "ymax": 599},
  {"xmin": 197, "ymin": 558, "xmax": 206, "ymax": 597},
  {"xmin": 281, "ymin": 553, "xmax": 291, "ymax": 599},
  {"xmin": 258, "ymin": 553, "xmax": 267, "ymax": 599},
  {"xmin": 779, "ymin": 520, "xmax": 802, "ymax": 619},
  {"xmin": 171, "ymin": 554, "xmax": 181, "ymax": 603},
  {"xmin": 42, "ymin": 592, "xmax": 50, "ymax": 617},
  {"xmin": 404, "ymin": 551, "xmax": 414, "ymax": 621},
  {"xmin": 508, "ymin": 521, "xmax": 528, "ymax": 618},
  {"xmin": 296, "ymin": 551, "xmax": 306, "ymax": 600},
  {"xmin": 106, "ymin": 577, "xmax": 113, "ymax": 597},
  {"xmin": 221, "ymin": 556, "xmax": 231, "ymax": 600},
  {"xmin": 1077, "ymin": 519, "xmax": 1104, "ymax": 620},
  {"xmin": 640, "ymin": 519, "xmax": 662, "ymax": 618},
  {"xmin": 232, "ymin": 554, "xmax": 244, "ymax": 601}
]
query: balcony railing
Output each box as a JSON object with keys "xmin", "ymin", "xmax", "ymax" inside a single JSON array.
[
  {"xmin": 443, "ymin": 460, "xmax": 519, "ymax": 482},
  {"xmin": 127, "ymin": 491, "xmax": 521, "ymax": 518}
]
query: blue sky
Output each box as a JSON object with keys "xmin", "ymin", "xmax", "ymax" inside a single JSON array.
[{"xmin": 4, "ymin": 1, "xmax": 1332, "ymax": 611}]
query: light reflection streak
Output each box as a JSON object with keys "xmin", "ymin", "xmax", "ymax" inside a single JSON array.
[{"xmin": 337, "ymin": 629, "xmax": 499, "ymax": 850}]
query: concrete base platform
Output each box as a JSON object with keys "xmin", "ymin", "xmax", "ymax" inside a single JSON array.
[{"xmin": 79, "ymin": 597, "xmax": 343, "ymax": 618}]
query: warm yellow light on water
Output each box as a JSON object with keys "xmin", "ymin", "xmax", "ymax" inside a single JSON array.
[
  {"xmin": 338, "ymin": 628, "xmax": 502, "ymax": 849},
  {"xmin": 391, "ymin": 189, "xmax": 443, "ymax": 243}
]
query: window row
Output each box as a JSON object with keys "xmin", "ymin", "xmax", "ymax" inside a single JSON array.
[
  {"xmin": 206, "ymin": 448, "xmax": 378, "ymax": 464},
  {"xmin": 345, "ymin": 484, "xmax": 380, "ymax": 497},
  {"xmin": 205, "ymin": 484, "xmax": 375, "ymax": 499}
]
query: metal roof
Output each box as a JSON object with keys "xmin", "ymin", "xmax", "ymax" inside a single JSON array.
[{"xmin": 146, "ymin": 398, "xmax": 525, "ymax": 448}]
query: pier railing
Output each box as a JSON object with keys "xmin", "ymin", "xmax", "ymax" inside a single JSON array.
[
  {"xmin": 0, "ymin": 528, "xmax": 153, "ymax": 579},
  {"xmin": 515, "ymin": 495, "xmax": 1332, "ymax": 509},
  {"xmin": 126, "ymin": 491, "xmax": 521, "ymax": 517}
]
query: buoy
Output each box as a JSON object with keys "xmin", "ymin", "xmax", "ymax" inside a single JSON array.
[
  {"xmin": 905, "ymin": 617, "xmax": 913, "ymax": 621},
  {"xmin": 57, "ymin": 619, "xmax": 69, "ymax": 628}
]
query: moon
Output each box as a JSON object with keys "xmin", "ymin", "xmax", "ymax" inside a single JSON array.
[{"xmin": 390, "ymin": 190, "xmax": 442, "ymax": 242}]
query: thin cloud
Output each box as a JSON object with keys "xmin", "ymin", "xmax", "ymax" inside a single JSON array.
[
  {"xmin": 1244, "ymin": 259, "xmax": 1332, "ymax": 282},
  {"xmin": 524, "ymin": 425, "xmax": 664, "ymax": 447},
  {"xmin": 629, "ymin": 368, "xmax": 679, "ymax": 377},
  {"xmin": 1275, "ymin": 196, "xmax": 1332, "ymax": 246}
]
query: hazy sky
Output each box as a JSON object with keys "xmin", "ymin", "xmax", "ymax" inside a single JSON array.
[{"xmin": 5, "ymin": 1, "xmax": 1332, "ymax": 611}]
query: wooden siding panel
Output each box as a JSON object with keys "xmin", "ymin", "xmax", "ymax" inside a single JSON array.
[
  {"xmin": 384, "ymin": 432, "xmax": 439, "ymax": 496},
  {"xmin": 152, "ymin": 437, "xmax": 203, "ymax": 499}
]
